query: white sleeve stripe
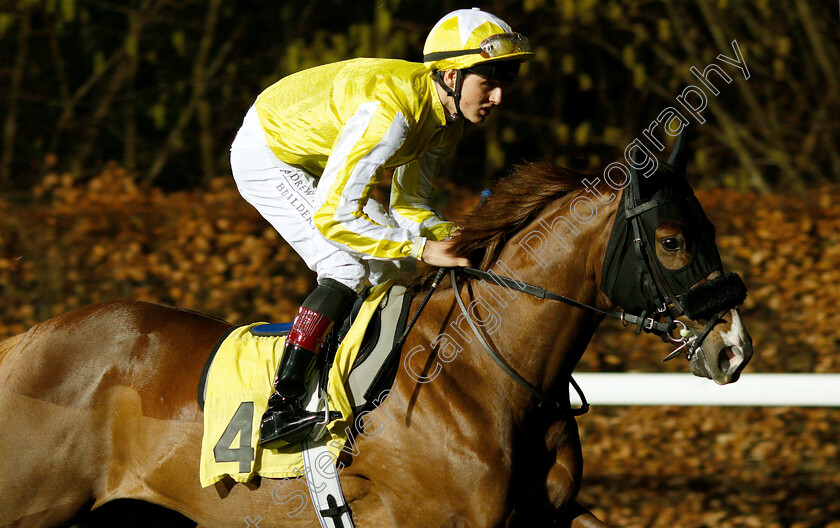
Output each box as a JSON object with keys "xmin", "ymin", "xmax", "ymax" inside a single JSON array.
[
  {"xmin": 314, "ymin": 101, "xmax": 380, "ymax": 212},
  {"xmin": 391, "ymin": 208, "xmax": 451, "ymax": 236},
  {"xmin": 313, "ymin": 102, "xmax": 416, "ymax": 258},
  {"xmin": 335, "ymin": 110, "xmax": 409, "ymax": 217},
  {"xmin": 335, "ymin": 214, "xmax": 414, "ymax": 244}
]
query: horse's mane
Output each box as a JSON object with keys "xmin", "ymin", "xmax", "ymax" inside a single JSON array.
[{"xmin": 411, "ymin": 161, "xmax": 592, "ymax": 286}]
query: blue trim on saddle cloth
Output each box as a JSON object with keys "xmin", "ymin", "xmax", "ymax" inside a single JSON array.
[{"xmin": 250, "ymin": 322, "xmax": 293, "ymax": 336}]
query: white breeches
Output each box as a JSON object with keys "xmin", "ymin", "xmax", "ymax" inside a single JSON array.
[{"xmin": 230, "ymin": 106, "xmax": 411, "ymax": 292}]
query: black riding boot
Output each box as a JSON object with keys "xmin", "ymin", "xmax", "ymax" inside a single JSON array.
[
  {"xmin": 259, "ymin": 342, "xmax": 327, "ymax": 448},
  {"xmin": 259, "ymin": 279, "xmax": 356, "ymax": 448}
]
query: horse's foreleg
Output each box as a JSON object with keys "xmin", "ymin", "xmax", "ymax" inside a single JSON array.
[
  {"xmin": 560, "ymin": 502, "xmax": 609, "ymax": 528},
  {"xmin": 541, "ymin": 420, "xmax": 609, "ymax": 528},
  {"xmin": 0, "ymin": 388, "xmax": 99, "ymax": 527}
]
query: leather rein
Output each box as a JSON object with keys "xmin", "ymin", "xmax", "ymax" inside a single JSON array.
[
  {"xmin": 389, "ymin": 265, "xmax": 722, "ymax": 419},
  {"xmin": 450, "ymin": 269, "xmax": 589, "ymax": 417},
  {"xmin": 447, "ymin": 266, "xmax": 726, "ymax": 417}
]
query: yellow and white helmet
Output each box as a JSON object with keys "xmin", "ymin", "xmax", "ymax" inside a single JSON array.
[{"xmin": 423, "ymin": 8, "xmax": 534, "ymax": 72}]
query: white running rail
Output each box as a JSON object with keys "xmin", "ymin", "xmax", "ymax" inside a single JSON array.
[{"xmin": 569, "ymin": 373, "xmax": 840, "ymax": 407}]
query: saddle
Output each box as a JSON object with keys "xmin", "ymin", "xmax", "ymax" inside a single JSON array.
[{"xmin": 197, "ymin": 281, "xmax": 414, "ymax": 487}]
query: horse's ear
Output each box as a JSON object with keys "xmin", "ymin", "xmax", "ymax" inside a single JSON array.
[
  {"xmin": 667, "ymin": 129, "xmax": 689, "ymax": 178},
  {"xmin": 628, "ymin": 147, "xmax": 642, "ymax": 201},
  {"xmin": 630, "ymin": 145, "xmax": 662, "ymax": 201}
]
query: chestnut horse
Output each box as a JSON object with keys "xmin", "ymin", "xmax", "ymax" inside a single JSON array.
[{"xmin": 0, "ymin": 159, "xmax": 752, "ymax": 527}]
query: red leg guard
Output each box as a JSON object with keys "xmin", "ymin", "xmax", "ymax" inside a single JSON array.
[{"xmin": 286, "ymin": 307, "xmax": 334, "ymax": 355}]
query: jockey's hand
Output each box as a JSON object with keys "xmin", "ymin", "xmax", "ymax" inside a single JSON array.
[{"xmin": 421, "ymin": 240, "xmax": 471, "ymax": 268}]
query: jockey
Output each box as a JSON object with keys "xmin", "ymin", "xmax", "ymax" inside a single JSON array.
[{"xmin": 230, "ymin": 8, "xmax": 533, "ymax": 448}]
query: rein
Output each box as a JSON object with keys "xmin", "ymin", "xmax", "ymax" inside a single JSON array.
[
  {"xmin": 376, "ymin": 261, "xmax": 723, "ymax": 418},
  {"xmin": 457, "ymin": 267, "xmax": 723, "ymax": 363},
  {"xmin": 450, "ymin": 269, "xmax": 589, "ymax": 417},
  {"xmin": 458, "ymin": 267, "xmax": 674, "ymax": 334}
]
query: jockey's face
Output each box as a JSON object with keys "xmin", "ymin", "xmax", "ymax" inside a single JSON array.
[
  {"xmin": 458, "ymin": 72, "xmax": 504, "ymax": 124},
  {"xmin": 438, "ymin": 70, "xmax": 505, "ymax": 124}
]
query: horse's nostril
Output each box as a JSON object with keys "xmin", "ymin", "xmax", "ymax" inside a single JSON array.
[{"xmin": 718, "ymin": 346, "xmax": 737, "ymax": 372}]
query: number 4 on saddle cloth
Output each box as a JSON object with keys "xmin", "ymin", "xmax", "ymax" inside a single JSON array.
[{"xmin": 197, "ymin": 280, "xmax": 413, "ymax": 488}]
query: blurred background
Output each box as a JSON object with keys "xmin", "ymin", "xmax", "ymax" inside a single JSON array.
[{"xmin": 1, "ymin": 0, "xmax": 838, "ymax": 526}]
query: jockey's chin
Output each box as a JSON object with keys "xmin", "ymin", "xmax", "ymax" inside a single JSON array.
[
  {"xmin": 476, "ymin": 106, "xmax": 493, "ymax": 122},
  {"xmin": 462, "ymin": 104, "xmax": 496, "ymax": 124}
]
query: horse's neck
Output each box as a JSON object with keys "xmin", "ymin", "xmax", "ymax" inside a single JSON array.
[{"xmin": 456, "ymin": 190, "xmax": 616, "ymax": 411}]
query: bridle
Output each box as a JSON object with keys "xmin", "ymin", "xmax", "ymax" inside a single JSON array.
[
  {"xmin": 390, "ymin": 135, "xmax": 744, "ymax": 415},
  {"xmin": 366, "ymin": 261, "xmax": 731, "ymax": 420},
  {"xmin": 447, "ymin": 267, "xmax": 731, "ymax": 417}
]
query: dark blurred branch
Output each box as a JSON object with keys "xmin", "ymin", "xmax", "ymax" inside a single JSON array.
[
  {"xmin": 795, "ymin": 0, "xmax": 840, "ymax": 96},
  {"xmin": 43, "ymin": 9, "xmax": 71, "ymax": 103},
  {"xmin": 145, "ymin": 10, "xmax": 240, "ymax": 183},
  {"xmin": 69, "ymin": 0, "xmax": 161, "ymax": 175},
  {"xmin": 196, "ymin": 0, "xmax": 222, "ymax": 184},
  {"xmin": 1, "ymin": 9, "xmax": 30, "ymax": 187}
]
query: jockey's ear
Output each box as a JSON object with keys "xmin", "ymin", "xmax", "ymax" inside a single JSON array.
[{"xmin": 440, "ymin": 69, "xmax": 458, "ymax": 89}]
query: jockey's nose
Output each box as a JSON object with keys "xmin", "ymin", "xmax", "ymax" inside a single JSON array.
[{"xmin": 489, "ymin": 86, "xmax": 502, "ymax": 105}]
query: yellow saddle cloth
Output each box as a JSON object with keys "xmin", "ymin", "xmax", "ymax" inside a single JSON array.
[{"xmin": 199, "ymin": 281, "xmax": 393, "ymax": 487}]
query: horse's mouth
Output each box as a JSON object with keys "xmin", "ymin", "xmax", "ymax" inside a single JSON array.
[
  {"xmin": 690, "ymin": 344, "xmax": 749, "ymax": 385},
  {"xmin": 715, "ymin": 346, "xmax": 742, "ymax": 384}
]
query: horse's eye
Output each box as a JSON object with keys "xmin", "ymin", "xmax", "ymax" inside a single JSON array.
[{"xmin": 661, "ymin": 237, "xmax": 682, "ymax": 252}]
